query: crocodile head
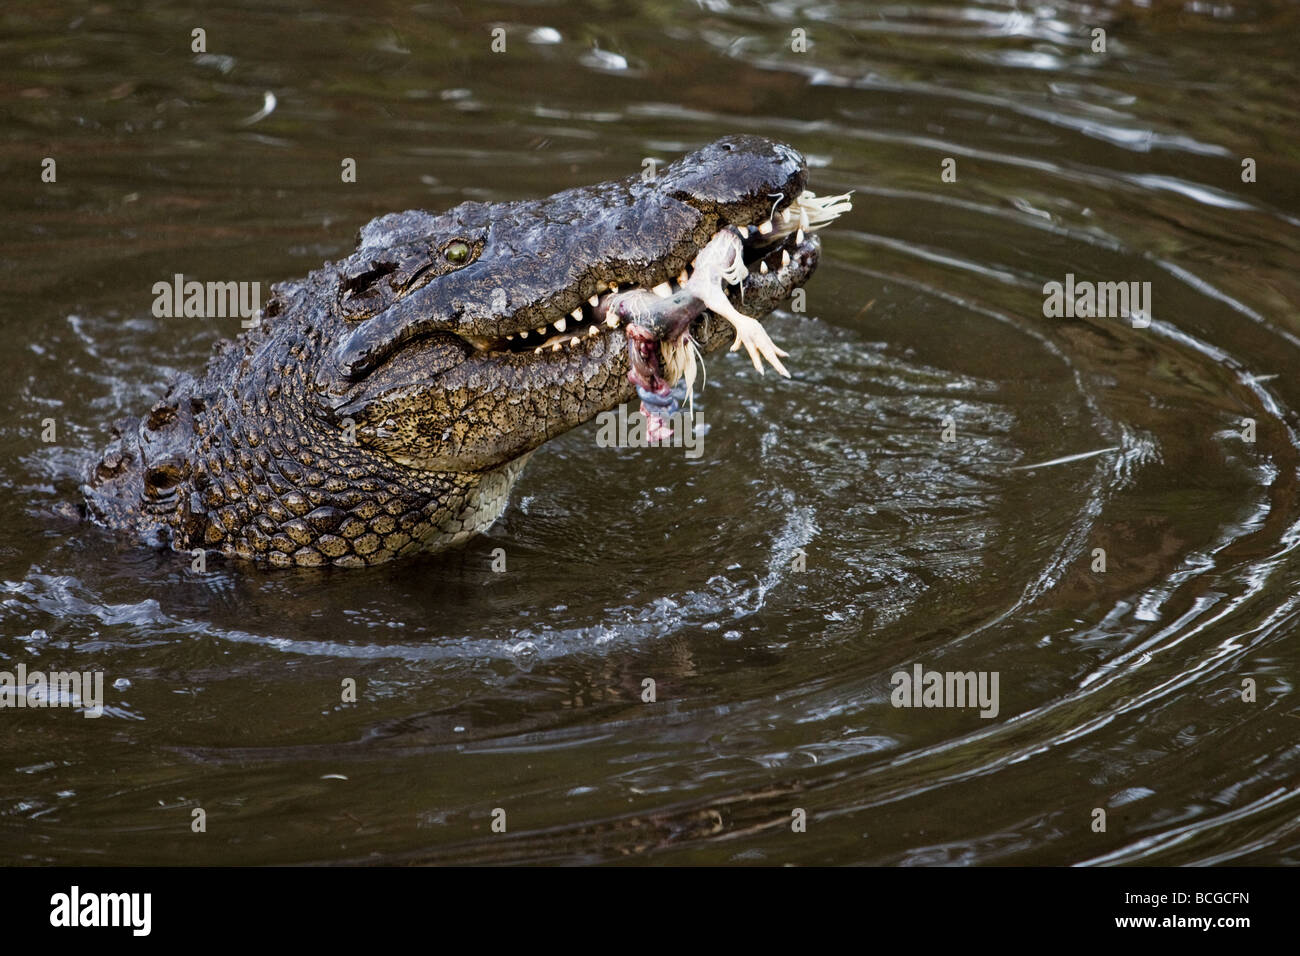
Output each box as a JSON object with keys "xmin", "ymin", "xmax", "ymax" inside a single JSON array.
[
  {"xmin": 320, "ymin": 134, "xmax": 819, "ymax": 472},
  {"xmin": 85, "ymin": 136, "xmax": 834, "ymax": 566}
]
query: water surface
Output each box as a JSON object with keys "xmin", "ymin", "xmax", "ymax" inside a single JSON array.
[{"xmin": 2, "ymin": 0, "xmax": 1298, "ymax": 864}]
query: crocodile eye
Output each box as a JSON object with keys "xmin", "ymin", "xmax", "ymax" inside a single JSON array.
[{"xmin": 444, "ymin": 241, "xmax": 470, "ymax": 264}]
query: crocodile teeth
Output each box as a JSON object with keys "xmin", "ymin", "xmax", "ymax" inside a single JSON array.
[
  {"xmin": 536, "ymin": 325, "xmax": 548, "ymax": 335},
  {"xmin": 551, "ymin": 342, "xmax": 562, "ymax": 352},
  {"xmin": 569, "ymin": 336, "xmax": 580, "ymax": 347},
  {"xmin": 795, "ymin": 228, "xmax": 805, "ymax": 244},
  {"xmin": 506, "ymin": 334, "xmax": 515, "ymax": 340},
  {"xmin": 608, "ymin": 281, "xmax": 620, "ymax": 292},
  {"xmin": 652, "ymin": 282, "xmax": 672, "ymax": 297},
  {"xmin": 587, "ymin": 325, "xmax": 599, "ymax": 337},
  {"xmin": 757, "ymin": 220, "xmax": 773, "ymax": 235},
  {"xmin": 554, "ymin": 317, "xmax": 567, "ymax": 333},
  {"xmin": 588, "ymin": 295, "xmax": 599, "ymax": 307},
  {"xmin": 605, "ymin": 315, "xmax": 619, "ymax": 328},
  {"xmin": 781, "ymin": 249, "xmax": 791, "ymax": 267},
  {"xmin": 570, "ymin": 307, "xmax": 583, "ymax": 321},
  {"xmin": 760, "ymin": 261, "xmax": 769, "ymax": 274},
  {"xmin": 520, "ymin": 329, "xmax": 529, "ymax": 338},
  {"xmin": 534, "ymin": 346, "xmax": 542, "ymax": 354},
  {"xmin": 677, "ymin": 270, "xmax": 689, "ymax": 285}
]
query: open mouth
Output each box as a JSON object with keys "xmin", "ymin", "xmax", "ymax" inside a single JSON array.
[{"xmin": 480, "ymin": 189, "xmax": 849, "ymax": 361}]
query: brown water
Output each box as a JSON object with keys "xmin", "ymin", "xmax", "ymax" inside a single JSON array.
[{"xmin": 2, "ymin": 0, "xmax": 1298, "ymax": 865}]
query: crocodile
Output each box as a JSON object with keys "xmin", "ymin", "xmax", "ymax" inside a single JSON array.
[{"xmin": 83, "ymin": 136, "xmax": 840, "ymax": 567}]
